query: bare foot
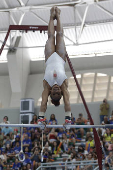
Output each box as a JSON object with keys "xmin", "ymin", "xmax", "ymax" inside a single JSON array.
[
  {"xmin": 55, "ymin": 7, "xmax": 61, "ymax": 19},
  {"xmin": 50, "ymin": 6, "xmax": 57, "ymax": 20}
]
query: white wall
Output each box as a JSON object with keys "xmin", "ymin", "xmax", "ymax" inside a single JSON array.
[
  {"xmin": 0, "ymin": 76, "xmax": 11, "ymax": 108},
  {"xmin": 0, "ymin": 101, "xmax": 113, "ymax": 125}
]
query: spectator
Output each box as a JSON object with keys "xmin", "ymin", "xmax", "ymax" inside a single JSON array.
[
  {"xmin": 0, "ymin": 158, "xmax": 4, "ymax": 170},
  {"xmin": 22, "ymin": 153, "xmax": 32, "ymax": 166},
  {"xmin": 78, "ymin": 113, "xmax": 87, "ymax": 124},
  {"xmin": 0, "ymin": 149, "xmax": 7, "ymax": 163},
  {"xmin": 12, "ymin": 157, "xmax": 21, "ymax": 170},
  {"xmin": 102, "ymin": 116, "xmax": 110, "ymax": 125},
  {"xmin": 71, "ymin": 113, "xmax": 76, "ymax": 125},
  {"xmin": 3, "ymin": 134, "xmax": 12, "ymax": 148},
  {"xmin": 30, "ymin": 148, "xmax": 40, "ymax": 170},
  {"xmin": 75, "ymin": 118, "xmax": 85, "ymax": 139},
  {"xmin": 32, "ymin": 114, "xmax": 38, "ymax": 124},
  {"xmin": 13, "ymin": 141, "xmax": 21, "ymax": 155},
  {"xmin": 2, "ymin": 122, "xmax": 13, "ymax": 138},
  {"xmin": 49, "ymin": 114, "xmax": 58, "ymax": 125},
  {"xmin": 48, "ymin": 128, "xmax": 57, "ymax": 143},
  {"xmin": 23, "ymin": 134, "xmax": 32, "ymax": 151},
  {"xmin": 1, "ymin": 116, "xmax": 10, "ymax": 124},
  {"xmin": 100, "ymin": 98, "xmax": 109, "ymax": 123},
  {"xmin": 23, "ymin": 127, "xmax": 31, "ymax": 139},
  {"xmin": 103, "ymin": 128, "xmax": 112, "ymax": 143},
  {"xmin": 0, "ymin": 128, "xmax": 3, "ymax": 147},
  {"xmin": 26, "ymin": 163, "xmax": 32, "ymax": 170}
]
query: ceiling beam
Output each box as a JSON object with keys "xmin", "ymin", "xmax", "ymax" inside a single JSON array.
[
  {"xmin": 77, "ymin": 5, "xmax": 89, "ymax": 42},
  {"xmin": 17, "ymin": 0, "xmax": 25, "ymax": 7},
  {"xmin": 96, "ymin": 3, "xmax": 113, "ymax": 18},
  {"xmin": 10, "ymin": 12, "xmax": 26, "ymax": 47}
]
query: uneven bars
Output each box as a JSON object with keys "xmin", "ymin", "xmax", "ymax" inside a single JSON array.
[{"xmin": 0, "ymin": 124, "xmax": 112, "ymax": 128}]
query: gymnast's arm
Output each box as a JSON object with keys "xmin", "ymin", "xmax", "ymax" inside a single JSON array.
[
  {"xmin": 39, "ymin": 80, "xmax": 51, "ymax": 113},
  {"xmin": 61, "ymin": 79, "xmax": 71, "ymax": 112}
]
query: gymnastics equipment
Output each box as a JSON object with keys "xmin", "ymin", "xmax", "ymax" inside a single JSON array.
[
  {"xmin": 0, "ymin": 24, "xmax": 102, "ymax": 169},
  {"xmin": 18, "ymin": 126, "xmax": 25, "ymax": 162}
]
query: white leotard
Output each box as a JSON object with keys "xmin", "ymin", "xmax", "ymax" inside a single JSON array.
[{"xmin": 44, "ymin": 52, "xmax": 67, "ymax": 87}]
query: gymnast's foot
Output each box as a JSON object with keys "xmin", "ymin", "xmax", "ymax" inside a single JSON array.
[
  {"xmin": 55, "ymin": 7, "xmax": 61, "ymax": 19},
  {"xmin": 50, "ymin": 6, "xmax": 57, "ymax": 20}
]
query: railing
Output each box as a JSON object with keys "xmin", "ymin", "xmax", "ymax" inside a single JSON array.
[{"xmin": 36, "ymin": 160, "xmax": 105, "ymax": 170}]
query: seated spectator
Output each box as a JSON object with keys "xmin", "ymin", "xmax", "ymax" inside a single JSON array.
[
  {"xmin": 0, "ymin": 158, "xmax": 4, "ymax": 170},
  {"xmin": 85, "ymin": 136, "xmax": 95, "ymax": 152},
  {"xmin": 85, "ymin": 152, "xmax": 94, "ymax": 169},
  {"xmin": 31, "ymin": 114, "xmax": 38, "ymax": 124},
  {"xmin": 49, "ymin": 114, "xmax": 58, "ymax": 125},
  {"xmin": 51, "ymin": 140, "xmax": 63, "ymax": 157},
  {"xmin": 77, "ymin": 113, "xmax": 88, "ymax": 124},
  {"xmin": 109, "ymin": 115, "xmax": 113, "ymax": 124},
  {"xmin": 0, "ymin": 128, "xmax": 3, "ymax": 147},
  {"xmin": 23, "ymin": 134, "xmax": 32, "ymax": 151},
  {"xmin": 103, "ymin": 128, "xmax": 112, "ymax": 143},
  {"xmin": 57, "ymin": 128, "xmax": 66, "ymax": 139},
  {"xmin": 24, "ymin": 146, "xmax": 31, "ymax": 158},
  {"xmin": 23, "ymin": 127, "xmax": 31, "ymax": 139},
  {"xmin": 0, "ymin": 149, "xmax": 7, "ymax": 163},
  {"xmin": 2, "ymin": 122, "xmax": 13, "ymax": 138},
  {"xmin": 13, "ymin": 141, "xmax": 21, "ymax": 155},
  {"xmin": 12, "ymin": 135, "xmax": 21, "ymax": 148},
  {"xmin": 30, "ymin": 148, "xmax": 40, "ymax": 170},
  {"xmin": 71, "ymin": 113, "xmax": 76, "ymax": 125},
  {"xmin": 5, "ymin": 144, "xmax": 15, "ymax": 161},
  {"xmin": 1, "ymin": 116, "xmax": 10, "ymax": 124},
  {"xmin": 48, "ymin": 128, "xmax": 57, "ymax": 143},
  {"xmin": 3, "ymin": 134, "xmax": 12, "ymax": 147},
  {"xmin": 102, "ymin": 116, "xmax": 110, "ymax": 125},
  {"xmin": 26, "ymin": 163, "xmax": 32, "ymax": 170},
  {"xmin": 22, "ymin": 153, "xmax": 32, "ymax": 166},
  {"xmin": 75, "ymin": 118, "xmax": 85, "ymax": 139},
  {"xmin": 40, "ymin": 133, "xmax": 48, "ymax": 147},
  {"xmin": 12, "ymin": 157, "xmax": 21, "ymax": 170}
]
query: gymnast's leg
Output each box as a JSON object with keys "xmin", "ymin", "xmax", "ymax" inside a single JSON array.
[
  {"xmin": 45, "ymin": 7, "xmax": 56, "ymax": 62},
  {"xmin": 55, "ymin": 7, "xmax": 66, "ymax": 62}
]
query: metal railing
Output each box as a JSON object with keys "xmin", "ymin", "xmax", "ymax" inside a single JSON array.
[{"xmin": 36, "ymin": 160, "xmax": 105, "ymax": 170}]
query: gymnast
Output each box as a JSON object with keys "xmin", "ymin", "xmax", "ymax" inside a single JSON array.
[{"xmin": 38, "ymin": 6, "xmax": 71, "ymax": 124}]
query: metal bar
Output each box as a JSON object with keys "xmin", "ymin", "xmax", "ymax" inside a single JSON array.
[
  {"xmin": 78, "ymin": 5, "xmax": 89, "ymax": 42},
  {"xmin": 17, "ymin": 0, "xmax": 25, "ymax": 7},
  {"xmin": 96, "ymin": 4, "xmax": 113, "ymax": 18},
  {"xmin": 0, "ymin": 26, "xmax": 11, "ymax": 55},
  {"xmin": 66, "ymin": 53, "xmax": 102, "ymax": 170},
  {"xmin": 11, "ymin": 12, "xmax": 26, "ymax": 47},
  {"xmin": 0, "ymin": 1, "xmax": 81, "ymax": 12},
  {"xmin": 0, "ymin": 124, "xmax": 112, "ymax": 128},
  {"xmin": 0, "ymin": 25, "xmax": 49, "ymax": 55},
  {"xmin": 91, "ymin": 73, "xmax": 97, "ymax": 102},
  {"xmin": 30, "ymin": 11, "xmax": 48, "ymax": 25}
]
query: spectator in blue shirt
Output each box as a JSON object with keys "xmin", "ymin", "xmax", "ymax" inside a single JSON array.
[
  {"xmin": 23, "ymin": 134, "xmax": 32, "ymax": 151},
  {"xmin": 13, "ymin": 141, "xmax": 21, "ymax": 154},
  {"xmin": 0, "ymin": 158, "xmax": 4, "ymax": 170},
  {"xmin": 49, "ymin": 114, "xmax": 58, "ymax": 125},
  {"xmin": 22, "ymin": 153, "xmax": 32, "ymax": 166},
  {"xmin": 2, "ymin": 122, "xmax": 13, "ymax": 138},
  {"xmin": 23, "ymin": 128, "xmax": 31, "ymax": 139},
  {"xmin": 12, "ymin": 158, "xmax": 21, "ymax": 170}
]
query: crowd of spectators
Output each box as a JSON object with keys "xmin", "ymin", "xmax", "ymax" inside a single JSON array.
[{"xmin": 0, "ymin": 102, "xmax": 113, "ymax": 170}]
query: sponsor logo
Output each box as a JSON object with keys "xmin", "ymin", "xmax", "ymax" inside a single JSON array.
[{"xmin": 29, "ymin": 26, "xmax": 38, "ymax": 29}]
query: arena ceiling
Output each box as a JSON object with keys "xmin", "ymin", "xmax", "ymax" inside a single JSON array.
[{"xmin": 0, "ymin": 0, "xmax": 113, "ymax": 61}]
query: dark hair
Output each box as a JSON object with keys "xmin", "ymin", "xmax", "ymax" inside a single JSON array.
[
  {"xmin": 50, "ymin": 114, "xmax": 55, "ymax": 120},
  {"xmin": 51, "ymin": 99, "xmax": 60, "ymax": 106},
  {"xmin": 4, "ymin": 116, "xmax": 8, "ymax": 121}
]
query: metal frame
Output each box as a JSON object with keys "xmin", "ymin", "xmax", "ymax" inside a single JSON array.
[{"xmin": 0, "ymin": 123, "xmax": 113, "ymax": 128}]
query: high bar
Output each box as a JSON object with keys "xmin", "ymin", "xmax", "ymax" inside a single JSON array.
[{"xmin": 0, "ymin": 124, "xmax": 112, "ymax": 128}]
